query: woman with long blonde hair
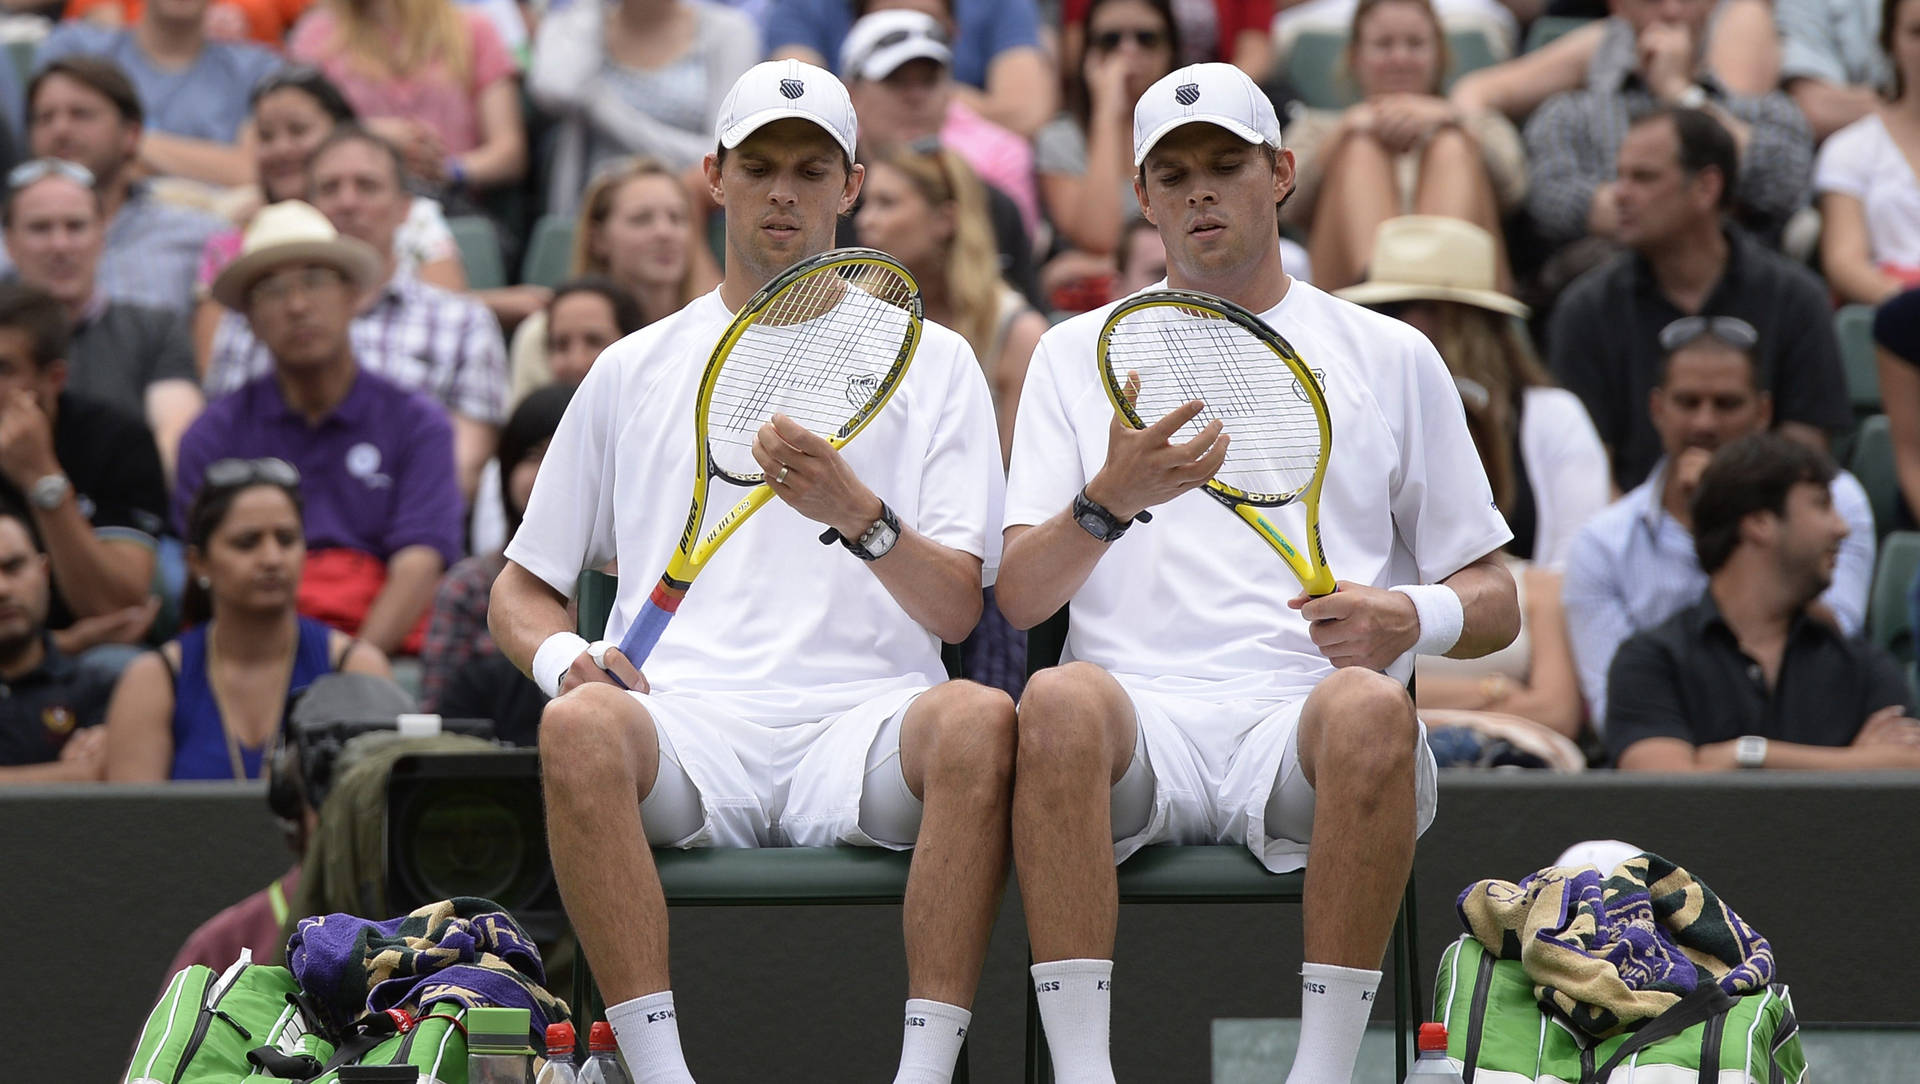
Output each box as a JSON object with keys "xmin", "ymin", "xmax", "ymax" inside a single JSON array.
[
  {"xmin": 508, "ymin": 158, "xmax": 720, "ymax": 405},
  {"xmin": 288, "ymin": 0, "xmax": 526, "ymax": 199},
  {"xmin": 855, "ymin": 144, "xmax": 1046, "ymax": 461}
]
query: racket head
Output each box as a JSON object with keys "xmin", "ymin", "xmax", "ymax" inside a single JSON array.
[
  {"xmin": 1096, "ymin": 289, "xmax": 1335, "ymax": 594},
  {"xmin": 698, "ymin": 248, "xmax": 923, "ymax": 486}
]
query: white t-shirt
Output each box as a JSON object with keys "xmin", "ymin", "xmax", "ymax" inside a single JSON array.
[
  {"xmin": 1519, "ymin": 386, "xmax": 1610, "ymax": 571},
  {"xmin": 506, "ymin": 288, "xmax": 1005, "ymax": 719},
  {"xmin": 1004, "ymin": 278, "xmax": 1512, "ymax": 699},
  {"xmin": 1814, "ymin": 113, "xmax": 1920, "ymax": 267}
]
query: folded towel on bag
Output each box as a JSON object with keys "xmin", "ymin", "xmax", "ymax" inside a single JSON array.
[
  {"xmin": 288, "ymin": 896, "xmax": 570, "ymax": 1037},
  {"xmin": 1456, "ymin": 851, "xmax": 1772, "ymax": 1038}
]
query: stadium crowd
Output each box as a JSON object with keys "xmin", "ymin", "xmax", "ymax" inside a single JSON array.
[{"xmin": 1, "ymin": 0, "xmax": 1919, "ymax": 788}]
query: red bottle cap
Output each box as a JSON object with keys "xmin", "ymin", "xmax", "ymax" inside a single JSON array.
[
  {"xmin": 1418, "ymin": 1021, "xmax": 1449, "ymax": 1052},
  {"xmin": 545, "ymin": 1022, "xmax": 575, "ymax": 1055},
  {"xmin": 589, "ymin": 1021, "xmax": 618, "ymax": 1052}
]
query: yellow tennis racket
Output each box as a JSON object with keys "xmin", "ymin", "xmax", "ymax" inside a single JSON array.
[
  {"xmin": 617, "ymin": 248, "xmax": 923, "ymax": 664},
  {"xmin": 1097, "ymin": 288, "xmax": 1336, "ymax": 596}
]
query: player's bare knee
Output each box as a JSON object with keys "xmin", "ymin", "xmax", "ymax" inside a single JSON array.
[
  {"xmin": 1016, "ymin": 663, "xmax": 1124, "ymax": 775},
  {"xmin": 1420, "ymin": 125, "xmax": 1476, "ymax": 164},
  {"xmin": 540, "ymin": 684, "xmax": 652, "ymax": 792},
  {"xmin": 917, "ymin": 681, "xmax": 1016, "ymax": 787},
  {"xmin": 1306, "ymin": 669, "xmax": 1417, "ymax": 778}
]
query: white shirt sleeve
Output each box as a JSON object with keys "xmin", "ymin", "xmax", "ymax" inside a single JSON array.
[
  {"xmin": 502, "ymin": 350, "xmax": 624, "ymax": 596},
  {"xmin": 1521, "ymin": 387, "xmax": 1612, "ymax": 571},
  {"xmin": 1824, "ymin": 469, "xmax": 1876, "ymax": 635},
  {"xmin": 910, "ymin": 337, "xmax": 1008, "ymax": 584},
  {"xmin": 1388, "ymin": 331, "xmax": 1514, "ymax": 584},
  {"xmin": 1812, "ymin": 119, "xmax": 1876, "ymax": 199},
  {"xmin": 1004, "ymin": 334, "xmax": 1091, "ymax": 530}
]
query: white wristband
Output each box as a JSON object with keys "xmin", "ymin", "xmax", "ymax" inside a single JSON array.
[
  {"xmin": 1391, "ymin": 583, "xmax": 1464, "ymax": 656},
  {"xmin": 533, "ymin": 631, "xmax": 590, "ymax": 698}
]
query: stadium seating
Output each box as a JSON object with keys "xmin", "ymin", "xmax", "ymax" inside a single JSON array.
[
  {"xmin": 1850, "ymin": 414, "xmax": 1900, "ymax": 541},
  {"xmin": 1522, "ymin": 14, "xmax": 1595, "ymax": 53},
  {"xmin": 1837, "ymin": 303, "xmax": 1880, "ymax": 417},
  {"xmin": 448, "ymin": 214, "xmax": 508, "ymax": 290},
  {"xmin": 520, "ymin": 214, "xmax": 575, "ymax": 289},
  {"xmin": 1870, "ymin": 531, "xmax": 1920, "ymax": 665}
]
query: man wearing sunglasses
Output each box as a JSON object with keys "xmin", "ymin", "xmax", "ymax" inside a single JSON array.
[{"xmin": 1562, "ymin": 314, "xmax": 1874, "ymax": 727}]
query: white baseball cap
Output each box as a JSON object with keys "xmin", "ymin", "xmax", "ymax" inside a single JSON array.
[
  {"xmin": 714, "ymin": 59, "xmax": 859, "ymax": 162},
  {"xmin": 841, "ymin": 10, "xmax": 952, "ymax": 82},
  {"xmin": 1132, "ymin": 62, "xmax": 1283, "ymax": 167}
]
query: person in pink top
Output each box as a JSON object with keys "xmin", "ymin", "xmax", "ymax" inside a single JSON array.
[{"xmin": 287, "ymin": 0, "xmax": 526, "ymax": 199}]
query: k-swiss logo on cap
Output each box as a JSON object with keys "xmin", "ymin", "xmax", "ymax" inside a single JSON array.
[
  {"xmin": 780, "ymin": 78, "xmax": 806, "ymax": 99},
  {"xmin": 1174, "ymin": 82, "xmax": 1200, "ymax": 106}
]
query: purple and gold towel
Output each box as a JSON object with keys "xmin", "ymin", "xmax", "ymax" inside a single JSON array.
[{"xmin": 1457, "ymin": 852, "xmax": 1772, "ymax": 1037}]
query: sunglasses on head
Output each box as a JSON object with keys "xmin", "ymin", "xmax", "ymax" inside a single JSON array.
[
  {"xmin": 1658, "ymin": 315, "xmax": 1758, "ymax": 354},
  {"xmin": 204, "ymin": 457, "xmax": 301, "ymax": 491},
  {"xmin": 1091, "ymin": 28, "xmax": 1166, "ymax": 51},
  {"xmin": 6, "ymin": 158, "xmax": 95, "ymax": 195}
]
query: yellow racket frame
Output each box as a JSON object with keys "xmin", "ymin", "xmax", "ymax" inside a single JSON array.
[
  {"xmin": 666, "ymin": 248, "xmax": 923, "ymax": 589},
  {"xmin": 1096, "ymin": 288, "xmax": 1336, "ymax": 597}
]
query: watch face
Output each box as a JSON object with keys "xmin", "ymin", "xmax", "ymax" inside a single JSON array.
[{"xmin": 1076, "ymin": 512, "xmax": 1111, "ymax": 540}]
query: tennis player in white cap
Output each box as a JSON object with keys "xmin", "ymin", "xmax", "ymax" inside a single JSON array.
[
  {"xmin": 491, "ymin": 59, "xmax": 1010, "ymax": 1084},
  {"xmin": 998, "ymin": 62, "xmax": 1519, "ymax": 1082}
]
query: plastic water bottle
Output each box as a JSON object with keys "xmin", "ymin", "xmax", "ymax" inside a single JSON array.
[
  {"xmin": 536, "ymin": 1021, "xmax": 578, "ymax": 1084},
  {"xmin": 1404, "ymin": 1022, "xmax": 1468, "ymax": 1082},
  {"xmin": 467, "ymin": 1006, "xmax": 536, "ymax": 1084},
  {"xmin": 577, "ymin": 1022, "xmax": 632, "ymax": 1084}
]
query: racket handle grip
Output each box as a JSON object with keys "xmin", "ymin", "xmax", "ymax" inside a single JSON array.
[{"xmin": 617, "ymin": 597, "xmax": 673, "ymax": 670}]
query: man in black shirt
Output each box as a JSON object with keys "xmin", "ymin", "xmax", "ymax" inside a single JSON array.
[
  {"xmin": 1546, "ymin": 109, "xmax": 1850, "ymax": 490},
  {"xmin": 0, "ymin": 283, "xmax": 166, "ymax": 658},
  {"xmin": 1607, "ymin": 434, "xmax": 1920, "ymax": 770},
  {"xmin": 0, "ymin": 503, "xmax": 113, "ymax": 780}
]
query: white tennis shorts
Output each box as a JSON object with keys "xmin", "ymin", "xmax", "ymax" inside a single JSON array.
[
  {"xmin": 1110, "ymin": 680, "xmax": 1439, "ymax": 873},
  {"xmin": 629, "ymin": 684, "xmax": 927, "ymax": 850}
]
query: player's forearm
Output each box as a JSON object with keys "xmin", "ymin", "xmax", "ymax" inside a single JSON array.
[
  {"xmin": 863, "ymin": 530, "xmax": 985, "ymax": 643},
  {"xmin": 1440, "ymin": 554, "xmax": 1520, "ymax": 660},
  {"xmin": 995, "ymin": 518, "xmax": 1108, "ymax": 630},
  {"xmin": 359, "ymin": 546, "xmax": 444, "ymax": 655},
  {"xmin": 489, "ymin": 559, "xmax": 578, "ymax": 677}
]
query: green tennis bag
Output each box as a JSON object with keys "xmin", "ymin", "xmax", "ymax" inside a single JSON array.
[
  {"xmin": 1433, "ymin": 936, "xmax": 1808, "ymax": 1083},
  {"xmin": 127, "ymin": 954, "xmax": 472, "ymax": 1083},
  {"xmin": 125, "ymin": 955, "xmax": 317, "ymax": 1083}
]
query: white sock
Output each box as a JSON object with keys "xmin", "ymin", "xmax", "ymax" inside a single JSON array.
[
  {"xmin": 606, "ymin": 990, "xmax": 697, "ymax": 1084},
  {"xmin": 892, "ymin": 998, "xmax": 971, "ymax": 1083},
  {"xmin": 1031, "ymin": 958, "xmax": 1116, "ymax": 1084},
  {"xmin": 1285, "ymin": 962, "xmax": 1382, "ymax": 1084}
]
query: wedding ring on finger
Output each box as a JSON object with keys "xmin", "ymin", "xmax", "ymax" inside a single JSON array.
[{"xmin": 775, "ymin": 465, "xmax": 791, "ymax": 486}]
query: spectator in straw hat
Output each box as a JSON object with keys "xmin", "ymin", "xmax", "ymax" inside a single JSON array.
[
  {"xmin": 1340, "ymin": 215, "xmax": 1608, "ymax": 743},
  {"xmin": 173, "ymin": 201, "xmax": 463, "ymax": 657}
]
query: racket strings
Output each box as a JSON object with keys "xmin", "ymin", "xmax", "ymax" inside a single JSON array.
[
  {"xmin": 707, "ymin": 263, "xmax": 917, "ymax": 478},
  {"xmin": 1104, "ymin": 306, "xmax": 1324, "ymax": 500}
]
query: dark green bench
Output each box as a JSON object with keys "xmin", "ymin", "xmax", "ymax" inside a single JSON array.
[{"xmin": 569, "ymin": 570, "xmax": 1422, "ymax": 1080}]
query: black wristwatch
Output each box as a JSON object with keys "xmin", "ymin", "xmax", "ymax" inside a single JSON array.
[
  {"xmin": 819, "ymin": 500, "xmax": 901, "ymax": 561},
  {"xmin": 1072, "ymin": 486, "xmax": 1149, "ymax": 542}
]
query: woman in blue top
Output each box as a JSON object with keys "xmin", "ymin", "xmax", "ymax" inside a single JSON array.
[{"xmin": 105, "ymin": 459, "xmax": 391, "ymax": 781}]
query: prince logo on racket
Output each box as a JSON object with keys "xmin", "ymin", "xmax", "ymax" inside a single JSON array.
[
  {"xmin": 490, "ymin": 60, "xmax": 1012, "ymax": 1084},
  {"xmin": 997, "ymin": 63, "xmax": 1521, "ymax": 1083}
]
